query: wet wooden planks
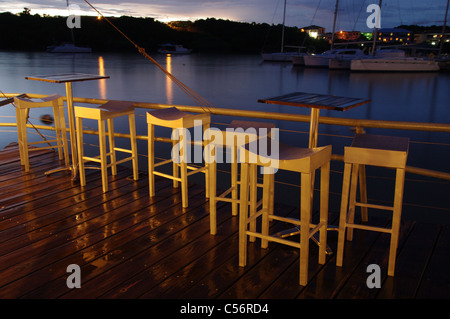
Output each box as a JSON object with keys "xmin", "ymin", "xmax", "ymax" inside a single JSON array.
[{"xmin": 0, "ymin": 142, "xmax": 449, "ymax": 299}]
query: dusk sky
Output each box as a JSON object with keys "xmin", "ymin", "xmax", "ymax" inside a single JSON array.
[{"xmin": 1, "ymin": 0, "xmax": 448, "ymax": 32}]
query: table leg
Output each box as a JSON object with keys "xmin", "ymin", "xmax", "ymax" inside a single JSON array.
[
  {"xmin": 65, "ymin": 82, "xmax": 78, "ymax": 175},
  {"xmin": 309, "ymin": 108, "xmax": 320, "ymax": 148},
  {"xmin": 44, "ymin": 82, "xmax": 78, "ymax": 178},
  {"xmin": 45, "ymin": 82, "xmax": 89, "ymax": 180}
]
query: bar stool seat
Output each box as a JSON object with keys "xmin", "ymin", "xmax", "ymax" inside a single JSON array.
[
  {"xmin": 147, "ymin": 107, "xmax": 211, "ymax": 208},
  {"xmin": 75, "ymin": 101, "xmax": 139, "ymax": 193},
  {"xmin": 336, "ymin": 133, "xmax": 409, "ymax": 277},
  {"xmin": 207, "ymin": 120, "xmax": 276, "ymax": 235},
  {"xmin": 239, "ymin": 140, "xmax": 332, "ymax": 286},
  {"xmin": 14, "ymin": 94, "xmax": 69, "ymax": 172}
]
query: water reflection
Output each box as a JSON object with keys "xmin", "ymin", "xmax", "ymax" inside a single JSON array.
[
  {"xmin": 98, "ymin": 56, "xmax": 107, "ymax": 99},
  {"xmin": 165, "ymin": 54, "xmax": 173, "ymax": 104}
]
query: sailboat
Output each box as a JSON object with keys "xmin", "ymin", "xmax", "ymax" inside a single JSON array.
[
  {"xmin": 350, "ymin": 0, "xmax": 440, "ymax": 72},
  {"xmin": 47, "ymin": 0, "xmax": 92, "ymax": 53},
  {"xmin": 261, "ymin": 0, "xmax": 306, "ymax": 62},
  {"xmin": 47, "ymin": 43, "xmax": 92, "ymax": 53},
  {"xmin": 303, "ymin": 0, "xmax": 347, "ymax": 67},
  {"xmin": 437, "ymin": 0, "xmax": 450, "ymax": 70},
  {"xmin": 350, "ymin": 56, "xmax": 440, "ymax": 71}
]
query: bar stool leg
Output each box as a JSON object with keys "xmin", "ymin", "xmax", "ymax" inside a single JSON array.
[
  {"xmin": 148, "ymin": 123, "xmax": 155, "ymax": 197},
  {"xmin": 107, "ymin": 118, "xmax": 117, "ymax": 176},
  {"xmin": 249, "ymin": 163, "xmax": 257, "ymax": 243},
  {"xmin": 203, "ymin": 123, "xmax": 210, "ymax": 199},
  {"xmin": 261, "ymin": 169, "xmax": 271, "ymax": 249},
  {"xmin": 129, "ymin": 113, "xmax": 138, "ymax": 180},
  {"xmin": 52, "ymin": 104, "xmax": 64, "ymax": 161},
  {"xmin": 319, "ymin": 162, "xmax": 330, "ymax": 265},
  {"xmin": 239, "ymin": 162, "xmax": 250, "ymax": 267},
  {"xmin": 300, "ymin": 171, "xmax": 312, "ymax": 286},
  {"xmin": 388, "ymin": 167, "xmax": 406, "ymax": 276},
  {"xmin": 359, "ymin": 164, "xmax": 369, "ymax": 222},
  {"xmin": 172, "ymin": 129, "xmax": 179, "ymax": 189},
  {"xmin": 58, "ymin": 102, "xmax": 70, "ymax": 167},
  {"xmin": 76, "ymin": 116, "xmax": 86, "ymax": 188},
  {"xmin": 336, "ymin": 162, "xmax": 352, "ymax": 267},
  {"xmin": 98, "ymin": 119, "xmax": 108, "ymax": 192},
  {"xmin": 209, "ymin": 143, "xmax": 217, "ymax": 235},
  {"xmin": 347, "ymin": 163, "xmax": 360, "ymax": 241},
  {"xmin": 180, "ymin": 131, "xmax": 189, "ymax": 208},
  {"xmin": 21, "ymin": 108, "xmax": 31, "ymax": 172},
  {"xmin": 15, "ymin": 106, "xmax": 25, "ymax": 166},
  {"xmin": 231, "ymin": 145, "xmax": 238, "ymax": 216}
]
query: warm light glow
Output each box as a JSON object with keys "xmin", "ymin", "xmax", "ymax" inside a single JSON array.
[
  {"xmin": 165, "ymin": 55, "xmax": 173, "ymax": 104},
  {"xmin": 98, "ymin": 56, "xmax": 107, "ymax": 99},
  {"xmin": 309, "ymin": 31, "xmax": 318, "ymax": 39},
  {"xmin": 97, "ymin": 15, "xmax": 102, "ymax": 20}
]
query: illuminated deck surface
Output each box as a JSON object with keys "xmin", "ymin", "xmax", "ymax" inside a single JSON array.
[{"xmin": 0, "ymin": 143, "xmax": 449, "ymax": 299}]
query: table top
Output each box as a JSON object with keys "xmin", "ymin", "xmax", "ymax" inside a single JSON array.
[
  {"xmin": 25, "ymin": 73, "xmax": 109, "ymax": 83},
  {"xmin": 258, "ymin": 91, "xmax": 370, "ymax": 111}
]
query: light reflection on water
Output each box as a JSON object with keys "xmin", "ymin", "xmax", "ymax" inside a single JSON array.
[{"xmin": 0, "ymin": 51, "xmax": 449, "ymax": 223}]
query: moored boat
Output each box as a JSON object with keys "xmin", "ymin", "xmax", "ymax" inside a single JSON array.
[
  {"xmin": 262, "ymin": 52, "xmax": 304, "ymax": 62},
  {"xmin": 158, "ymin": 44, "xmax": 192, "ymax": 55},
  {"xmin": 46, "ymin": 43, "xmax": 92, "ymax": 53},
  {"xmin": 305, "ymin": 48, "xmax": 366, "ymax": 68},
  {"xmin": 350, "ymin": 57, "xmax": 440, "ymax": 72}
]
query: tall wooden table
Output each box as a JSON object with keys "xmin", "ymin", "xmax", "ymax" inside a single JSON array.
[
  {"xmin": 258, "ymin": 91, "xmax": 371, "ymax": 253},
  {"xmin": 258, "ymin": 91, "xmax": 370, "ymax": 148},
  {"xmin": 25, "ymin": 73, "xmax": 110, "ymax": 179}
]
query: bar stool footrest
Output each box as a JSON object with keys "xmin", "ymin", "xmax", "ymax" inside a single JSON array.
[{"xmin": 345, "ymin": 222, "xmax": 392, "ymax": 234}]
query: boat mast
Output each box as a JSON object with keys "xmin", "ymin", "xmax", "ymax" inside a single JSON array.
[
  {"xmin": 330, "ymin": 0, "xmax": 339, "ymax": 50},
  {"xmin": 371, "ymin": 0, "xmax": 382, "ymax": 56},
  {"xmin": 67, "ymin": 0, "xmax": 76, "ymax": 44},
  {"xmin": 281, "ymin": 0, "xmax": 287, "ymax": 53},
  {"xmin": 439, "ymin": 0, "xmax": 449, "ymax": 56}
]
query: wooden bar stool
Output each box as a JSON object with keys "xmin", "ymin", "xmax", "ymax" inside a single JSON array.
[
  {"xmin": 75, "ymin": 101, "xmax": 139, "ymax": 193},
  {"xmin": 239, "ymin": 140, "xmax": 332, "ymax": 286},
  {"xmin": 147, "ymin": 107, "xmax": 211, "ymax": 208},
  {"xmin": 207, "ymin": 120, "xmax": 276, "ymax": 235},
  {"xmin": 336, "ymin": 133, "xmax": 409, "ymax": 276},
  {"xmin": 14, "ymin": 94, "xmax": 69, "ymax": 172}
]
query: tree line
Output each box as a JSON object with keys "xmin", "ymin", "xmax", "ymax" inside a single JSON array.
[
  {"xmin": 0, "ymin": 11, "xmax": 321, "ymax": 54},
  {"xmin": 2, "ymin": 10, "xmax": 447, "ymax": 54}
]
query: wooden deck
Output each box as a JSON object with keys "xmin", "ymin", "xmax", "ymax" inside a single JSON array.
[{"xmin": 1, "ymin": 142, "xmax": 449, "ymax": 301}]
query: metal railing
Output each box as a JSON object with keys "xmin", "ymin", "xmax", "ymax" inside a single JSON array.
[{"xmin": 2, "ymin": 92, "xmax": 450, "ymax": 181}]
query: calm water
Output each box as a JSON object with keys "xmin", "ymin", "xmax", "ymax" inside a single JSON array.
[{"xmin": 0, "ymin": 51, "xmax": 449, "ymax": 223}]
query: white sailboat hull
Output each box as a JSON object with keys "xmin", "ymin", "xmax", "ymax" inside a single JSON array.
[
  {"xmin": 304, "ymin": 55, "xmax": 331, "ymax": 67},
  {"xmin": 305, "ymin": 49, "xmax": 366, "ymax": 68},
  {"xmin": 329, "ymin": 58, "xmax": 351, "ymax": 69},
  {"xmin": 351, "ymin": 57, "xmax": 440, "ymax": 72},
  {"xmin": 292, "ymin": 55, "xmax": 305, "ymax": 65}
]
